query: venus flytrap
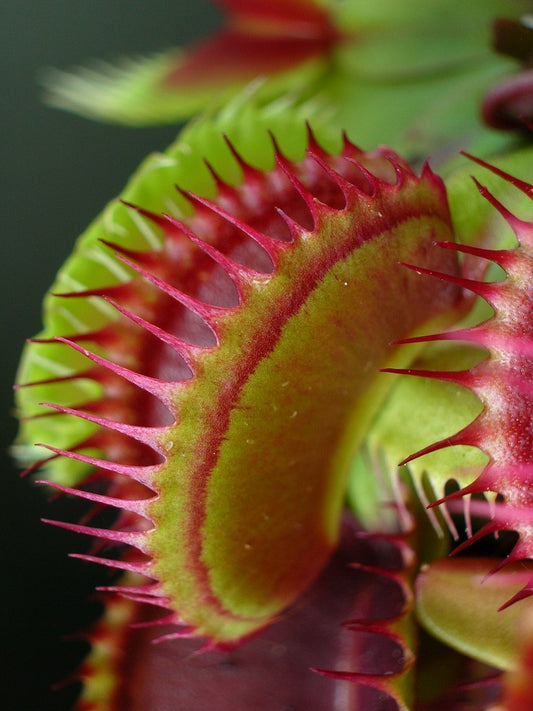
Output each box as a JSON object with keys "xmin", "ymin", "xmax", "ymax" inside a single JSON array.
[
  {"xmin": 18, "ymin": 121, "xmax": 462, "ymax": 645},
  {"xmin": 14, "ymin": 2, "xmax": 533, "ymax": 710}
]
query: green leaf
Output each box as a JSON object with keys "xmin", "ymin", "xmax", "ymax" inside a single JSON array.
[{"xmin": 415, "ymin": 558, "xmax": 533, "ymax": 671}]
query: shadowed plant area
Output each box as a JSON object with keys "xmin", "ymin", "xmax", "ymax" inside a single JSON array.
[{"xmin": 12, "ymin": 1, "xmax": 533, "ymax": 710}]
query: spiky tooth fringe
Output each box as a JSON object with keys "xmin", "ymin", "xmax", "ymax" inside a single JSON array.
[{"xmin": 399, "ymin": 159, "xmax": 533, "ymax": 603}]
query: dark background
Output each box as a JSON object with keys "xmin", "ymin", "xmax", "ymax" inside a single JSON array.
[{"xmin": 1, "ymin": 3, "xmax": 219, "ymax": 709}]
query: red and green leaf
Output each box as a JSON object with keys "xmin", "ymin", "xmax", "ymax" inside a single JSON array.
[
  {"xmin": 16, "ymin": 118, "xmax": 462, "ymax": 645},
  {"xmin": 15, "ymin": 105, "xmax": 469, "ymax": 708}
]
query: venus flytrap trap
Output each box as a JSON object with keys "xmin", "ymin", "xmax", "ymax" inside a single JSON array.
[
  {"xmin": 14, "ymin": 1, "xmax": 533, "ymax": 710},
  {"xmin": 17, "ymin": 117, "xmax": 462, "ymax": 645}
]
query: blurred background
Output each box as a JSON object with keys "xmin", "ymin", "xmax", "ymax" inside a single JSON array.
[{"xmin": 1, "ymin": 2, "xmax": 219, "ymax": 709}]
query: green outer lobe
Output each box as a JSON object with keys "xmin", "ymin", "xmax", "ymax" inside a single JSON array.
[{"xmin": 147, "ymin": 173, "xmax": 460, "ymax": 641}]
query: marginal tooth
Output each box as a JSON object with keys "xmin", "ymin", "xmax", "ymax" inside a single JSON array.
[
  {"xmin": 110, "ymin": 251, "xmax": 225, "ymax": 333},
  {"xmin": 19, "ymin": 408, "xmax": 64, "ymax": 423},
  {"xmin": 162, "ymin": 213, "xmax": 267, "ymax": 293},
  {"xmin": 499, "ymin": 582, "xmax": 533, "ymax": 610},
  {"xmin": 273, "ymin": 150, "xmax": 320, "ymax": 225},
  {"xmin": 180, "ymin": 191, "xmax": 286, "ymax": 264},
  {"xmin": 398, "ymin": 421, "xmax": 483, "ymax": 468},
  {"xmin": 69, "ymin": 552, "xmax": 153, "ymax": 578},
  {"xmin": 54, "ymin": 327, "xmax": 120, "ymax": 348},
  {"xmin": 152, "ymin": 627, "xmax": 197, "ymax": 644},
  {"xmin": 381, "ymin": 366, "xmax": 474, "ymax": 388},
  {"xmin": 103, "ymin": 295, "xmax": 202, "ymax": 371},
  {"xmin": 54, "ymin": 337, "xmax": 178, "ymax": 407},
  {"xmin": 392, "ymin": 325, "xmax": 489, "ymax": 348},
  {"xmin": 43, "ymin": 518, "xmax": 150, "ymax": 551},
  {"xmin": 395, "ymin": 327, "xmax": 531, "ymax": 357},
  {"xmin": 119, "ymin": 201, "xmax": 185, "ymax": 242},
  {"xmin": 99, "ymin": 237, "xmax": 162, "ymax": 271},
  {"xmin": 21, "ymin": 453, "xmax": 60, "ymax": 478},
  {"xmin": 129, "ymin": 613, "xmax": 180, "ymax": 629},
  {"xmin": 274, "ymin": 206, "xmax": 311, "ymax": 241},
  {"xmin": 311, "ymin": 665, "xmax": 413, "ymax": 688},
  {"xmin": 435, "ymin": 240, "xmax": 515, "ymax": 268},
  {"xmin": 97, "ymin": 581, "xmax": 166, "ymax": 597},
  {"xmin": 306, "ymin": 123, "xmax": 336, "ymax": 158},
  {"xmin": 449, "ymin": 519, "xmax": 501, "ymax": 556},
  {"xmin": 127, "ymin": 203, "xmax": 165, "ymax": 249},
  {"xmin": 384, "ymin": 153, "xmax": 413, "ymax": 188},
  {"xmin": 35, "ymin": 444, "xmax": 157, "ymax": 489},
  {"xmin": 119, "ymin": 592, "xmax": 171, "ymax": 607},
  {"xmin": 40, "ymin": 401, "xmax": 168, "ymax": 453},
  {"xmin": 462, "ymin": 150, "xmax": 533, "ymax": 199},
  {"xmin": 308, "ymin": 147, "xmax": 365, "ymax": 204},
  {"xmin": 222, "ymin": 135, "xmax": 265, "ymax": 185},
  {"xmin": 50, "ymin": 281, "xmax": 136, "ymax": 301},
  {"xmin": 36, "ymin": 479, "xmax": 153, "ymax": 517},
  {"xmin": 471, "ymin": 176, "xmax": 531, "ymax": 238},
  {"xmin": 202, "ymin": 158, "xmax": 236, "ymax": 202},
  {"xmin": 400, "ymin": 262, "xmax": 497, "ymax": 300}
]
